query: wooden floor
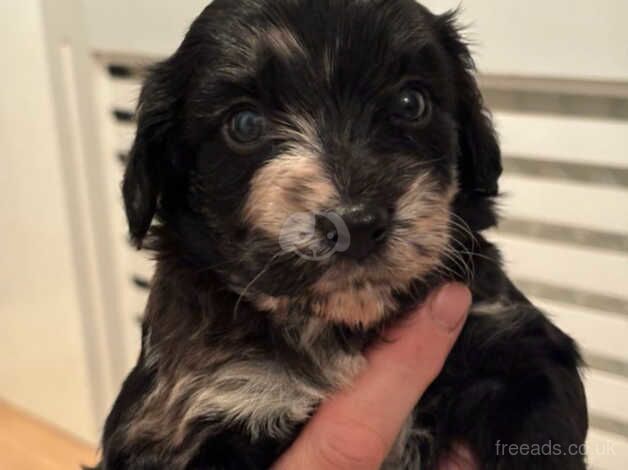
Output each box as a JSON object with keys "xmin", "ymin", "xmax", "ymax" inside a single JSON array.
[{"xmin": 0, "ymin": 401, "xmax": 99, "ymax": 470}]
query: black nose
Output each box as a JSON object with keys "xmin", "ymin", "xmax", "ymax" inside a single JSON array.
[{"xmin": 320, "ymin": 204, "xmax": 390, "ymax": 260}]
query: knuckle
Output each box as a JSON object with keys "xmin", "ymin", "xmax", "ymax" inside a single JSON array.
[{"xmin": 313, "ymin": 419, "xmax": 388, "ymax": 469}]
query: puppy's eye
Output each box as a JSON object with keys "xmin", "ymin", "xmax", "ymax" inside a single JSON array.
[
  {"xmin": 390, "ymin": 89, "xmax": 430, "ymax": 123},
  {"xmin": 225, "ymin": 109, "xmax": 266, "ymax": 148}
]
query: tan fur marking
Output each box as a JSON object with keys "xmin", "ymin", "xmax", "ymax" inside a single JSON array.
[
  {"xmin": 312, "ymin": 283, "xmax": 398, "ymax": 327},
  {"xmin": 243, "ymin": 146, "xmax": 338, "ymax": 237}
]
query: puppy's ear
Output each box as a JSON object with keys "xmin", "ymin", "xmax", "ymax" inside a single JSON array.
[
  {"xmin": 436, "ymin": 11, "xmax": 502, "ymax": 197},
  {"xmin": 123, "ymin": 59, "xmax": 182, "ymax": 247}
]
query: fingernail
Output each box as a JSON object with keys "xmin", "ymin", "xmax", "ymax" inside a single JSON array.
[{"xmin": 428, "ymin": 283, "xmax": 471, "ymax": 332}]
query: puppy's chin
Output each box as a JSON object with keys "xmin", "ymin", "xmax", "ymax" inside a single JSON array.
[
  {"xmin": 252, "ymin": 257, "xmax": 438, "ymax": 329},
  {"xmin": 255, "ymin": 282, "xmax": 398, "ymax": 328}
]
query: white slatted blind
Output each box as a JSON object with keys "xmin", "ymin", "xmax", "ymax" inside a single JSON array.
[
  {"xmin": 486, "ymin": 81, "xmax": 628, "ymax": 469},
  {"xmin": 92, "ymin": 61, "xmax": 152, "ymax": 369}
]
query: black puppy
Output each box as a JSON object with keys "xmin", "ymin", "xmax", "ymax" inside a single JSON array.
[{"xmin": 99, "ymin": 1, "xmax": 588, "ymax": 468}]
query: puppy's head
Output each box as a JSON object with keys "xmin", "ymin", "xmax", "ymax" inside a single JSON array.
[{"xmin": 123, "ymin": 0, "xmax": 501, "ymax": 328}]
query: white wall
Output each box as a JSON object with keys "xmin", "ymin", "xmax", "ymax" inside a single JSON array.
[
  {"xmin": 82, "ymin": 0, "xmax": 628, "ymax": 81},
  {"xmin": 0, "ymin": 0, "xmax": 97, "ymax": 442},
  {"xmin": 423, "ymin": 0, "xmax": 628, "ymax": 81},
  {"xmin": 81, "ymin": 0, "xmax": 209, "ymax": 58}
]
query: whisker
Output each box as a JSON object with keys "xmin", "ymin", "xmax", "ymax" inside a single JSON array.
[
  {"xmin": 448, "ymin": 236, "xmax": 476, "ymax": 280},
  {"xmin": 454, "ymin": 248, "xmax": 501, "ymax": 266},
  {"xmin": 449, "ymin": 212, "xmax": 479, "ymax": 247},
  {"xmin": 233, "ymin": 252, "xmax": 283, "ymax": 317},
  {"xmin": 441, "ymin": 247, "xmax": 473, "ymax": 282}
]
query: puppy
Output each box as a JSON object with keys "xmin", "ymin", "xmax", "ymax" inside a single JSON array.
[{"xmin": 99, "ymin": 1, "xmax": 588, "ymax": 468}]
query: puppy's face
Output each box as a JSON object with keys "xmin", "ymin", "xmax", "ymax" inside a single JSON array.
[{"xmin": 124, "ymin": 0, "xmax": 501, "ymax": 327}]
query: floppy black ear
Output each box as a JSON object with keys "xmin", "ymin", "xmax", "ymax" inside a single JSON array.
[
  {"xmin": 122, "ymin": 59, "xmax": 181, "ymax": 248},
  {"xmin": 436, "ymin": 11, "xmax": 502, "ymax": 198}
]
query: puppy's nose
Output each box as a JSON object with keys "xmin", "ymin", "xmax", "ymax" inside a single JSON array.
[{"xmin": 325, "ymin": 204, "xmax": 390, "ymax": 260}]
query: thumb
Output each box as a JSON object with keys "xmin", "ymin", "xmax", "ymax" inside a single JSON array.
[{"xmin": 273, "ymin": 283, "xmax": 472, "ymax": 470}]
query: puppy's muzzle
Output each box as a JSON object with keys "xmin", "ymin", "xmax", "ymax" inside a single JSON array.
[{"xmin": 317, "ymin": 204, "xmax": 390, "ymax": 260}]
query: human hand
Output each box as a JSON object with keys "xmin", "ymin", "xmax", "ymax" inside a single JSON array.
[{"xmin": 273, "ymin": 283, "xmax": 476, "ymax": 470}]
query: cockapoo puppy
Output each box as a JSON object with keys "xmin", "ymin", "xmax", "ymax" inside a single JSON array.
[{"xmin": 98, "ymin": 1, "xmax": 588, "ymax": 468}]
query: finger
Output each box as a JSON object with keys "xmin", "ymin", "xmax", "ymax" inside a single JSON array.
[{"xmin": 273, "ymin": 283, "xmax": 472, "ymax": 470}]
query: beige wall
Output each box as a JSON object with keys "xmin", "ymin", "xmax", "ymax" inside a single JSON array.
[{"xmin": 0, "ymin": 0, "xmax": 97, "ymax": 442}]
